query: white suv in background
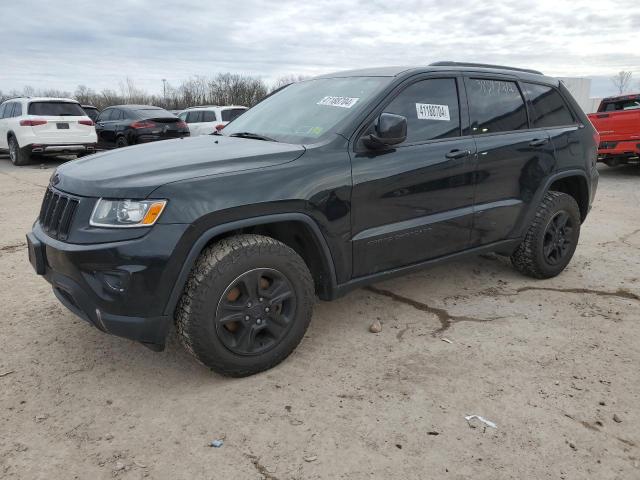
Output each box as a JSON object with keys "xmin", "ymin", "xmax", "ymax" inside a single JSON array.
[
  {"xmin": 178, "ymin": 105, "xmax": 248, "ymax": 136},
  {"xmin": 0, "ymin": 97, "xmax": 97, "ymax": 166}
]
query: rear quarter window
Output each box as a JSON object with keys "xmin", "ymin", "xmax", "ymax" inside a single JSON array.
[
  {"xmin": 522, "ymin": 83, "xmax": 575, "ymax": 128},
  {"xmin": 221, "ymin": 108, "xmax": 246, "ymax": 122},
  {"xmin": 28, "ymin": 102, "xmax": 85, "ymax": 116},
  {"xmin": 467, "ymin": 79, "xmax": 528, "ymax": 134}
]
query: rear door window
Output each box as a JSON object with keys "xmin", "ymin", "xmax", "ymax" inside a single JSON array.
[
  {"xmin": 221, "ymin": 108, "xmax": 246, "ymax": 122},
  {"xmin": 12, "ymin": 103, "xmax": 22, "ymax": 117},
  {"xmin": 381, "ymin": 78, "xmax": 461, "ymax": 145},
  {"xmin": 522, "ymin": 83, "xmax": 575, "ymax": 127},
  {"xmin": 28, "ymin": 102, "xmax": 85, "ymax": 116},
  {"xmin": 467, "ymin": 79, "xmax": 528, "ymax": 134},
  {"xmin": 186, "ymin": 111, "xmax": 203, "ymax": 123},
  {"xmin": 202, "ymin": 110, "xmax": 217, "ymax": 122}
]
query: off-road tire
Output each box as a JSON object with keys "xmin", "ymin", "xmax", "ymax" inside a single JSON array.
[
  {"xmin": 511, "ymin": 191, "xmax": 581, "ymax": 279},
  {"xmin": 175, "ymin": 234, "xmax": 314, "ymax": 377},
  {"xmin": 9, "ymin": 136, "xmax": 31, "ymax": 166}
]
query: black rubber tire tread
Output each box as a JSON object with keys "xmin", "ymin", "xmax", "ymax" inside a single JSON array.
[
  {"xmin": 116, "ymin": 136, "xmax": 128, "ymax": 148},
  {"xmin": 175, "ymin": 234, "xmax": 314, "ymax": 377},
  {"xmin": 9, "ymin": 136, "xmax": 31, "ymax": 166},
  {"xmin": 511, "ymin": 191, "xmax": 581, "ymax": 279}
]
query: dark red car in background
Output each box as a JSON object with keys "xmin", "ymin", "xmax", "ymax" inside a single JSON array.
[{"xmin": 588, "ymin": 94, "xmax": 640, "ymax": 166}]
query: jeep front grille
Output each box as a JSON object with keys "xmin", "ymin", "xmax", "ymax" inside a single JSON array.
[{"xmin": 39, "ymin": 187, "xmax": 79, "ymax": 240}]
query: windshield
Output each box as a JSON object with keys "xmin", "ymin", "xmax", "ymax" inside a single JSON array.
[{"xmin": 222, "ymin": 77, "xmax": 389, "ymax": 144}]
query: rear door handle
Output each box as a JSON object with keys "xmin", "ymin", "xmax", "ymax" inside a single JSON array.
[
  {"xmin": 529, "ymin": 138, "xmax": 549, "ymax": 147},
  {"xmin": 445, "ymin": 149, "xmax": 471, "ymax": 159}
]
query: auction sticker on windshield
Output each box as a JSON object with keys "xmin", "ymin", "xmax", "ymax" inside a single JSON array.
[
  {"xmin": 317, "ymin": 96, "xmax": 359, "ymax": 108},
  {"xmin": 416, "ymin": 103, "xmax": 450, "ymax": 121}
]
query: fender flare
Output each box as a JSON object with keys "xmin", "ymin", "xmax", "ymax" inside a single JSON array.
[
  {"xmin": 162, "ymin": 212, "xmax": 338, "ymax": 317},
  {"xmin": 518, "ymin": 168, "xmax": 591, "ymax": 234}
]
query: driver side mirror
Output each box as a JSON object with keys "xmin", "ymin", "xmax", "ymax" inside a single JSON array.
[{"xmin": 363, "ymin": 113, "xmax": 407, "ymax": 149}]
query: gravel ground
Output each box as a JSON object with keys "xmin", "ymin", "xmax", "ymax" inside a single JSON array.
[{"xmin": 1, "ymin": 155, "xmax": 639, "ymax": 480}]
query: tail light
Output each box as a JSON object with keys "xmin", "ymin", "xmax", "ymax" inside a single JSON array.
[
  {"xmin": 177, "ymin": 120, "xmax": 188, "ymax": 129},
  {"xmin": 79, "ymin": 119, "xmax": 94, "ymax": 126},
  {"xmin": 215, "ymin": 124, "xmax": 225, "ymax": 132},
  {"xmin": 130, "ymin": 120, "xmax": 156, "ymax": 129},
  {"xmin": 20, "ymin": 119, "xmax": 47, "ymax": 126}
]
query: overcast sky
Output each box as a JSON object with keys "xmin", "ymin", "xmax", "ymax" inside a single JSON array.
[{"xmin": 0, "ymin": 0, "xmax": 638, "ymax": 98}]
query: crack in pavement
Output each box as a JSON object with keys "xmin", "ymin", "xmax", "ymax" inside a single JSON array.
[
  {"xmin": 0, "ymin": 170, "xmax": 48, "ymax": 189},
  {"xmin": 0, "ymin": 241, "xmax": 26, "ymax": 255},
  {"xmin": 514, "ymin": 286, "xmax": 640, "ymax": 302},
  {"xmin": 244, "ymin": 453, "xmax": 281, "ymax": 480},
  {"xmin": 600, "ymin": 228, "xmax": 640, "ymax": 248},
  {"xmin": 365, "ymin": 286, "xmax": 503, "ymax": 336}
]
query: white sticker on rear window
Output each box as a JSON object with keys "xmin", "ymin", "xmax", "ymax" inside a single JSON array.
[
  {"xmin": 317, "ymin": 96, "xmax": 359, "ymax": 108},
  {"xmin": 416, "ymin": 103, "xmax": 450, "ymax": 121}
]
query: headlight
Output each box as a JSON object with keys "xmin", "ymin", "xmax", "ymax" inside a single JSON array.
[{"xmin": 90, "ymin": 199, "xmax": 167, "ymax": 228}]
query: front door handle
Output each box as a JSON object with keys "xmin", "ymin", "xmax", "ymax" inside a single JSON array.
[
  {"xmin": 445, "ymin": 149, "xmax": 471, "ymax": 159},
  {"xmin": 529, "ymin": 138, "xmax": 549, "ymax": 147}
]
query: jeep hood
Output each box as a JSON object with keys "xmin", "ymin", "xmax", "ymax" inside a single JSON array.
[{"xmin": 54, "ymin": 135, "xmax": 306, "ymax": 198}]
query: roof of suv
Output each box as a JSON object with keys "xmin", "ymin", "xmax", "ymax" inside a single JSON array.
[
  {"xmin": 316, "ymin": 62, "xmax": 555, "ymax": 85},
  {"xmin": 183, "ymin": 105, "xmax": 248, "ymax": 110},
  {"xmin": 1, "ymin": 97, "xmax": 79, "ymax": 104}
]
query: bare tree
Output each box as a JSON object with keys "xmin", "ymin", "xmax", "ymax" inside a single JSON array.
[
  {"xmin": 272, "ymin": 74, "xmax": 311, "ymax": 90},
  {"xmin": 611, "ymin": 71, "xmax": 633, "ymax": 95}
]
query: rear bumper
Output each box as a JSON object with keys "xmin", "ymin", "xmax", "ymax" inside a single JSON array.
[
  {"xmin": 597, "ymin": 140, "xmax": 640, "ymax": 160},
  {"xmin": 29, "ymin": 143, "xmax": 97, "ymax": 155},
  {"xmin": 27, "ymin": 221, "xmax": 191, "ymax": 349}
]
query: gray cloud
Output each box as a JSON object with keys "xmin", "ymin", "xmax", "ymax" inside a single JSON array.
[{"xmin": 0, "ymin": 0, "xmax": 638, "ymax": 96}]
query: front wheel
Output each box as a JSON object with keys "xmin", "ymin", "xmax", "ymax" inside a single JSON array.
[
  {"xmin": 511, "ymin": 191, "xmax": 581, "ymax": 279},
  {"xmin": 175, "ymin": 234, "xmax": 315, "ymax": 377}
]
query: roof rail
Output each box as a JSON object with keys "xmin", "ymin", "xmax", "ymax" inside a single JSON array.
[
  {"xmin": 429, "ymin": 61, "xmax": 543, "ymax": 75},
  {"xmin": 185, "ymin": 105, "xmax": 219, "ymax": 109}
]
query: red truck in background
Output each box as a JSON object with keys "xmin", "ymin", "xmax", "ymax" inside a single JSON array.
[{"xmin": 588, "ymin": 94, "xmax": 640, "ymax": 166}]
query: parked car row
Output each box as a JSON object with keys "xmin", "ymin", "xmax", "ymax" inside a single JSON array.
[{"xmin": 0, "ymin": 97, "xmax": 248, "ymax": 165}]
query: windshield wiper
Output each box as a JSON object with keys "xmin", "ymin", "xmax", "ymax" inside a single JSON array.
[{"xmin": 229, "ymin": 132, "xmax": 277, "ymax": 142}]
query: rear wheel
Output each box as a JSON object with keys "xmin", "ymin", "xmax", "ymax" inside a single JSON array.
[
  {"xmin": 8, "ymin": 136, "xmax": 31, "ymax": 166},
  {"xmin": 175, "ymin": 234, "xmax": 315, "ymax": 377},
  {"xmin": 511, "ymin": 191, "xmax": 581, "ymax": 279},
  {"xmin": 115, "ymin": 136, "xmax": 128, "ymax": 148}
]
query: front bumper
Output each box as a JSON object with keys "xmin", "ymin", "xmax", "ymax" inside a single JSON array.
[{"xmin": 27, "ymin": 221, "xmax": 191, "ymax": 349}]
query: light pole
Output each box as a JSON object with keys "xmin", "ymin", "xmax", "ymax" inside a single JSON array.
[{"xmin": 162, "ymin": 78, "xmax": 167, "ymax": 102}]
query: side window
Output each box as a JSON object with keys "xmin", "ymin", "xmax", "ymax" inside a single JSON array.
[
  {"xmin": 13, "ymin": 103, "xmax": 22, "ymax": 117},
  {"xmin": 178, "ymin": 112, "xmax": 188, "ymax": 121},
  {"xmin": 186, "ymin": 111, "xmax": 203, "ymax": 123},
  {"xmin": 522, "ymin": 83, "xmax": 575, "ymax": 128},
  {"xmin": 0, "ymin": 104, "xmax": 6, "ymax": 119},
  {"xmin": 467, "ymin": 79, "xmax": 527, "ymax": 134},
  {"xmin": 202, "ymin": 110, "xmax": 216, "ymax": 122},
  {"xmin": 114, "ymin": 109, "xmax": 125, "ymax": 121},
  {"xmin": 382, "ymin": 78, "xmax": 460, "ymax": 144}
]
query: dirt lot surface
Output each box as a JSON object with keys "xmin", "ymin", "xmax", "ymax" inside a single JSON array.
[{"xmin": 1, "ymin": 155, "xmax": 639, "ymax": 480}]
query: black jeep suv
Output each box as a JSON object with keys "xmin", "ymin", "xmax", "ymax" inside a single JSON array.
[{"xmin": 27, "ymin": 62, "xmax": 598, "ymax": 376}]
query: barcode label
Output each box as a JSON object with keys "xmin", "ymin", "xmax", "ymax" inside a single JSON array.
[
  {"xmin": 416, "ymin": 103, "xmax": 450, "ymax": 121},
  {"xmin": 317, "ymin": 96, "xmax": 360, "ymax": 108}
]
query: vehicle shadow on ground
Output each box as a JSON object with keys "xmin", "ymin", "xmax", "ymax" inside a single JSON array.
[
  {"xmin": 0, "ymin": 152, "xmax": 73, "ymax": 169},
  {"xmin": 52, "ymin": 253, "xmax": 518, "ymax": 386}
]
